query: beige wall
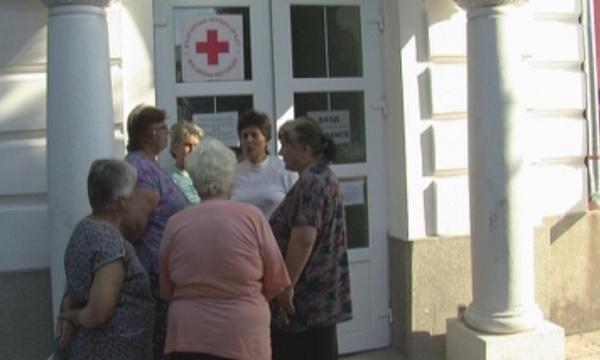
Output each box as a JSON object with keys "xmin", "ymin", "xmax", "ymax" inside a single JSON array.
[
  {"xmin": 547, "ymin": 211, "xmax": 600, "ymax": 334},
  {"xmin": 390, "ymin": 228, "xmax": 553, "ymax": 359},
  {"xmin": 390, "ymin": 211, "xmax": 600, "ymax": 358}
]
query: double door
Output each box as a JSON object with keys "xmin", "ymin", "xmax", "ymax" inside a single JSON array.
[{"xmin": 154, "ymin": 0, "xmax": 389, "ymax": 353}]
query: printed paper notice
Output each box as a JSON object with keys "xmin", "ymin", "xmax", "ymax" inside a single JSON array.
[
  {"xmin": 341, "ymin": 180, "xmax": 365, "ymax": 206},
  {"xmin": 307, "ymin": 110, "xmax": 351, "ymax": 144},
  {"xmin": 193, "ymin": 112, "xmax": 238, "ymax": 147}
]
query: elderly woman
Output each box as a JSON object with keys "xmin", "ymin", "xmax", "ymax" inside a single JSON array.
[
  {"xmin": 167, "ymin": 120, "xmax": 204, "ymax": 203},
  {"xmin": 55, "ymin": 159, "xmax": 154, "ymax": 359},
  {"xmin": 269, "ymin": 116, "xmax": 353, "ymax": 360},
  {"xmin": 121, "ymin": 104, "xmax": 189, "ymax": 359},
  {"xmin": 159, "ymin": 138, "xmax": 291, "ymax": 360},
  {"xmin": 231, "ymin": 109, "xmax": 297, "ymax": 218}
]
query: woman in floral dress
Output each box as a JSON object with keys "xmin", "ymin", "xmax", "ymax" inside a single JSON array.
[{"xmin": 56, "ymin": 159, "xmax": 154, "ymax": 359}]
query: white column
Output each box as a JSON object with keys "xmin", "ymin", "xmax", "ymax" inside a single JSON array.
[
  {"xmin": 453, "ymin": 0, "xmax": 543, "ymax": 334},
  {"xmin": 42, "ymin": 0, "xmax": 114, "ymax": 317},
  {"xmin": 446, "ymin": 2, "xmax": 565, "ymax": 357}
]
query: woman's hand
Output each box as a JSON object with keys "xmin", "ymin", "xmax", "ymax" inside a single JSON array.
[
  {"xmin": 55, "ymin": 313, "xmax": 76, "ymax": 348},
  {"xmin": 277, "ymin": 286, "xmax": 295, "ymax": 315}
]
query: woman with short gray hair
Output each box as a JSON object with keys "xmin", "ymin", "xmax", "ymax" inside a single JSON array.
[
  {"xmin": 185, "ymin": 137, "xmax": 237, "ymax": 197},
  {"xmin": 55, "ymin": 159, "xmax": 154, "ymax": 359},
  {"xmin": 167, "ymin": 121, "xmax": 204, "ymax": 203},
  {"xmin": 159, "ymin": 138, "xmax": 290, "ymax": 360}
]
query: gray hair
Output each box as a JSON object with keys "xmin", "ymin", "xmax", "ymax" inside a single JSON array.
[
  {"xmin": 169, "ymin": 121, "xmax": 204, "ymax": 158},
  {"xmin": 87, "ymin": 159, "xmax": 137, "ymax": 211},
  {"xmin": 185, "ymin": 137, "xmax": 237, "ymax": 197}
]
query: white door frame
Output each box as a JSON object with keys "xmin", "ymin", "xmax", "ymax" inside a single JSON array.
[
  {"xmin": 154, "ymin": 0, "xmax": 390, "ymax": 353},
  {"xmin": 271, "ymin": 0, "xmax": 389, "ymax": 353},
  {"xmin": 154, "ymin": 0, "xmax": 275, "ymax": 162}
]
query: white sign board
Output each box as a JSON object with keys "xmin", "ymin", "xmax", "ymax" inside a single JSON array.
[
  {"xmin": 341, "ymin": 180, "xmax": 365, "ymax": 206},
  {"xmin": 307, "ymin": 110, "xmax": 351, "ymax": 144},
  {"xmin": 193, "ymin": 112, "xmax": 239, "ymax": 147},
  {"xmin": 181, "ymin": 15, "xmax": 244, "ymax": 82}
]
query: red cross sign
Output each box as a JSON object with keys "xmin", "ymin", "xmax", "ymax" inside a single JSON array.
[
  {"xmin": 182, "ymin": 15, "xmax": 244, "ymax": 82},
  {"xmin": 196, "ymin": 30, "xmax": 230, "ymax": 65}
]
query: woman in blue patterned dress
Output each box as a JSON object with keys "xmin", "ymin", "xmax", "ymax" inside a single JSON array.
[
  {"xmin": 55, "ymin": 159, "xmax": 154, "ymax": 359},
  {"xmin": 121, "ymin": 104, "xmax": 189, "ymax": 359},
  {"xmin": 269, "ymin": 116, "xmax": 352, "ymax": 360}
]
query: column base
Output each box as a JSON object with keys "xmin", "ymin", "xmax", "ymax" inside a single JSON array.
[
  {"xmin": 464, "ymin": 303, "xmax": 543, "ymax": 333},
  {"xmin": 446, "ymin": 318, "xmax": 564, "ymax": 360}
]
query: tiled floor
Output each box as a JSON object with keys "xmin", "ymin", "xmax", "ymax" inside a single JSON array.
[{"xmin": 341, "ymin": 330, "xmax": 600, "ymax": 360}]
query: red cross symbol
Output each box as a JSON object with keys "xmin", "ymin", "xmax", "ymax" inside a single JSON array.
[{"xmin": 196, "ymin": 29, "xmax": 229, "ymax": 65}]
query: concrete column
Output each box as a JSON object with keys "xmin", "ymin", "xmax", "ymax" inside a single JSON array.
[
  {"xmin": 446, "ymin": 0, "xmax": 565, "ymax": 358},
  {"xmin": 42, "ymin": 0, "xmax": 114, "ymax": 317},
  {"xmin": 456, "ymin": 0, "xmax": 542, "ymax": 334}
]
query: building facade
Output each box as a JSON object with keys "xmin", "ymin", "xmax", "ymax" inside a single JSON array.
[{"xmin": 1, "ymin": 0, "xmax": 598, "ymax": 358}]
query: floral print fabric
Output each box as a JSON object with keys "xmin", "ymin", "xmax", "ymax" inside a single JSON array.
[
  {"xmin": 64, "ymin": 218, "xmax": 154, "ymax": 360},
  {"xmin": 269, "ymin": 163, "xmax": 352, "ymax": 331}
]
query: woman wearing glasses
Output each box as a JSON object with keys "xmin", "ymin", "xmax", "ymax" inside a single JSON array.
[{"xmin": 121, "ymin": 104, "xmax": 189, "ymax": 360}]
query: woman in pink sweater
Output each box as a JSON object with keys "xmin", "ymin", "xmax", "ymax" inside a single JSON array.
[{"xmin": 159, "ymin": 137, "xmax": 290, "ymax": 360}]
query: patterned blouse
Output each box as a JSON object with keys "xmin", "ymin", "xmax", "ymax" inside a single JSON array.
[
  {"xmin": 64, "ymin": 217, "xmax": 154, "ymax": 359},
  {"xmin": 269, "ymin": 163, "xmax": 352, "ymax": 331},
  {"xmin": 125, "ymin": 151, "xmax": 189, "ymax": 275},
  {"xmin": 167, "ymin": 166, "xmax": 200, "ymax": 204}
]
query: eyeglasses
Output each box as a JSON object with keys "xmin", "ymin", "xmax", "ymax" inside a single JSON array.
[{"xmin": 151, "ymin": 125, "xmax": 168, "ymax": 133}]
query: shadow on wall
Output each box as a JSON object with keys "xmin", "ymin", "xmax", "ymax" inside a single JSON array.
[
  {"xmin": 549, "ymin": 212, "xmax": 585, "ymax": 243},
  {"xmin": 0, "ymin": 0, "xmax": 47, "ymax": 132},
  {"xmin": 548, "ymin": 211, "xmax": 600, "ymax": 335},
  {"xmin": 406, "ymin": 332, "xmax": 447, "ymax": 360}
]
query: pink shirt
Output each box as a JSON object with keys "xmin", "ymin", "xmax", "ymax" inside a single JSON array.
[{"xmin": 159, "ymin": 200, "xmax": 290, "ymax": 360}]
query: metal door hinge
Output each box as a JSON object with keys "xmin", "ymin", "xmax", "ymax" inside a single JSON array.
[
  {"xmin": 372, "ymin": 100, "xmax": 388, "ymax": 119},
  {"xmin": 369, "ymin": 14, "xmax": 384, "ymax": 32},
  {"xmin": 153, "ymin": 2, "xmax": 168, "ymax": 28}
]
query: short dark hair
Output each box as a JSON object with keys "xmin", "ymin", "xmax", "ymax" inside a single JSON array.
[
  {"xmin": 237, "ymin": 109, "xmax": 272, "ymax": 142},
  {"xmin": 87, "ymin": 159, "xmax": 137, "ymax": 211},
  {"xmin": 126, "ymin": 104, "xmax": 166, "ymax": 152}
]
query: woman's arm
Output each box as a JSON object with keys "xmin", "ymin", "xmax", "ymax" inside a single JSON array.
[
  {"xmin": 260, "ymin": 219, "xmax": 291, "ymax": 301},
  {"xmin": 277, "ymin": 225, "xmax": 317, "ymax": 314},
  {"xmin": 59, "ymin": 260, "xmax": 125, "ymax": 329},
  {"xmin": 120, "ymin": 187, "xmax": 159, "ymax": 242},
  {"xmin": 158, "ymin": 232, "xmax": 174, "ymax": 301},
  {"xmin": 55, "ymin": 287, "xmax": 75, "ymax": 348}
]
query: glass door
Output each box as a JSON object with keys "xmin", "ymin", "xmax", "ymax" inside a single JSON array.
[
  {"xmin": 271, "ymin": 0, "xmax": 390, "ymax": 353},
  {"xmin": 154, "ymin": 0, "xmax": 274, "ymax": 166},
  {"xmin": 155, "ymin": 0, "xmax": 390, "ymax": 354}
]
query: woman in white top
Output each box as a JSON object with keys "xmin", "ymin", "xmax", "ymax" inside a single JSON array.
[{"xmin": 231, "ymin": 110, "xmax": 297, "ymax": 219}]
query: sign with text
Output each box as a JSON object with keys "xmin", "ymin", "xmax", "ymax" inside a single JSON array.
[
  {"xmin": 181, "ymin": 15, "xmax": 244, "ymax": 82},
  {"xmin": 193, "ymin": 112, "xmax": 239, "ymax": 147},
  {"xmin": 341, "ymin": 180, "xmax": 365, "ymax": 206},
  {"xmin": 307, "ymin": 110, "xmax": 351, "ymax": 144}
]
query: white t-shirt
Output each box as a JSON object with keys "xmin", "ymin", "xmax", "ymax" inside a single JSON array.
[{"xmin": 231, "ymin": 155, "xmax": 298, "ymax": 219}]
